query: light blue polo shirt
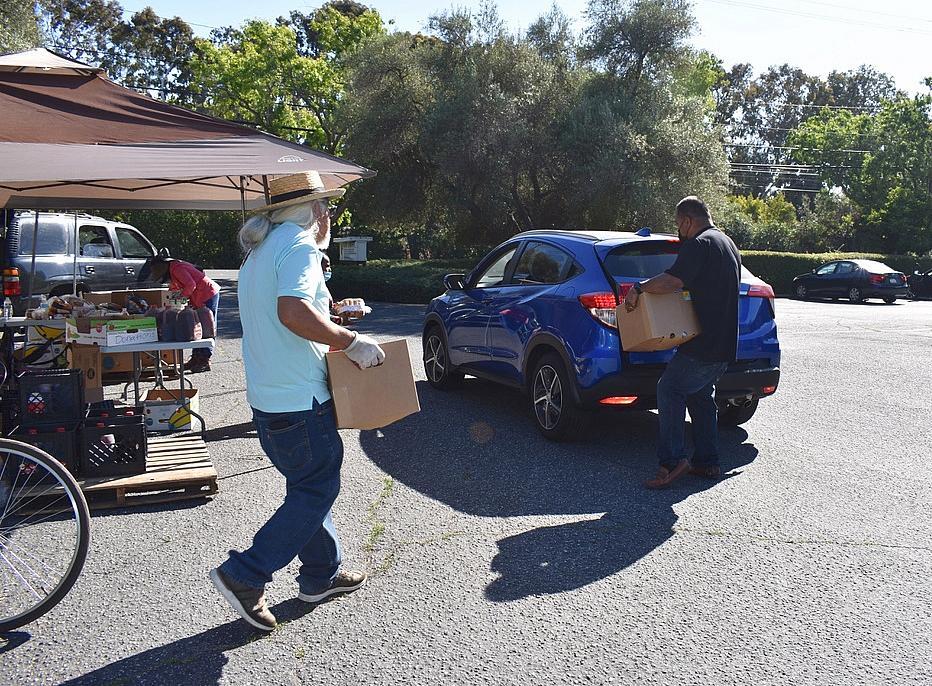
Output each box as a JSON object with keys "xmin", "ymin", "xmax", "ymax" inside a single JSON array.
[{"xmin": 238, "ymin": 222, "xmax": 331, "ymax": 413}]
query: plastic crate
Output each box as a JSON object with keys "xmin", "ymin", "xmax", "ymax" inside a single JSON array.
[
  {"xmin": 80, "ymin": 416, "xmax": 147, "ymax": 478},
  {"xmin": 18, "ymin": 369, "xmax": 84, "ymax": 425},
  {"xmin": 87, "ymin": 404, "xmax": 144, "ymax": 421},
  {"xmin": 9, "ymin": 423, "xmax": 80, "ymax": 483}
]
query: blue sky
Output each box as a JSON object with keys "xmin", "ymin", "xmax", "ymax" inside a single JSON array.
[{"xmin": 119, "ymin": 0, "xmax": 932, "ymax": 93}]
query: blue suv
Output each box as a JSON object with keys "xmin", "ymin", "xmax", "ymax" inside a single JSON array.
[{"xmin": 422, "ymin": 229, "xmax": 781, "ymax": 440}]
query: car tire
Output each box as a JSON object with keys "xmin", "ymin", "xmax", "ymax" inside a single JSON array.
[
  {"xmin": 529, "ymin": 353, "xmax": 588, "ymax": 441},
  {"xmin": 718, "ymin": 398, "xmax": 759, "ymax": 427},
  {"xmin": 794, "ymin": 283, "xmax": 807, "ymax": 299},
  {"xmin": 423, "ymin": 327, "xmax": 463, "ymax": 390},
  {"xmin": 883, "ymin": 297, "xmax": 896, "ymax": 304},
  {"xmin": 848, "ymin": 287, "xmax": 864, "ymax": 304}
]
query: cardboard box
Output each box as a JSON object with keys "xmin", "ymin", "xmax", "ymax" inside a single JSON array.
[
  {"xmin": 616, "ymin": 290, "xmax": 701, "ymax": 352},
  {"xmin": 82, "ymin": 291, "xmax": 114, "ymax": 306},
  {"xmin": 101, "ymin": 350, "xmax": 179, "ymax": 375},
  {"xmin": 65, "ymin": 316, "xmax": 158, "ymax": 347},
  {"xmin": 110, "ymin": 288, "xmax": 170, "ymax": 308},
  {"xmin": 68, "ymin": 344, "xmax": 104, "ymax": 404},
  {"xmin": 141, "ymin": 387, "xmax": 199, "ymax": 432},
  {"xmin": 23, "ymin": 322, "xmax": 68, "ymax": 369},
  {"xmin": 326, "ymin": 339, "xmax": 420, "ymax": 430}
]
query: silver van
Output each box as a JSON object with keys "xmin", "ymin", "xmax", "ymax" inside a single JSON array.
[{"xmin": 1, "ymin": 211, "xmax": 160, "ymax": 313}]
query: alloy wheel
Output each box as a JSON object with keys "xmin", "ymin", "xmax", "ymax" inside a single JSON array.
[
  {"xmin": 795, "ymin": 284, "xmax": 807, "ymax": 299},
  {"xmin": 424, "ymin": 335, "xmax": 446, "ymax": 384},
  {"xmin": 848, "ymin": 287, "xmax": 863, "ymax": 303},
  {"xmin": 533, "ymin": 365, "xmax": 563, "ymax": 430}
]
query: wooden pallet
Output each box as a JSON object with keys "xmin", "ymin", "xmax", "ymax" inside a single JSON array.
[{"xmin": 77, "ymin": 434, "xmax": 217, "ymax": 511}]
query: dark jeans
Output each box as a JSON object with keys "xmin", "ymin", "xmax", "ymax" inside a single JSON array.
[
  {"xmin": 220, "ymin": 400, "xmax": 343, "ymax": 593},
  {"xmin": 656, "ymin": 351, "xmax": 729, "ymax": 470}
]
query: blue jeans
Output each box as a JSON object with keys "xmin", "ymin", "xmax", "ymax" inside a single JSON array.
[
  {"xmin": 220, "ymin": 400, "xmax": 343, "ymax": 593},
  {"xmin": 201, "ymin": 293, "xmax": 220, "ymax": 357},
  {"xmin": 656, "ymin": 351, "xmax": 729, "ymax": 470}
]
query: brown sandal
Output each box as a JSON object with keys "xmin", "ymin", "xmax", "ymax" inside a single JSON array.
[{"xmin": 645, "ymin": 459, "xmax": 690, "ymax": 489}]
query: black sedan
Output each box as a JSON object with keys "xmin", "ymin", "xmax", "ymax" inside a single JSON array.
[
  {"xmin": 909, "ymin": 269, "xmax": 932, "ymax": 299},
  {"xmin": 792, "ymin": 259, "xmax": 909, "ymax": 304}
]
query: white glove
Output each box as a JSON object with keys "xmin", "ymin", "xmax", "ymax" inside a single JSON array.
[{"xmin": 343, "ymin": 332, "xmax": 386, "ymax": 369}]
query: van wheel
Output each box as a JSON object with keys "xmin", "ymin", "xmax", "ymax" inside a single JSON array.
[
  {"xmin": 529, "ymin": 353, "xmax": 588, "ymax": 441},
  {"xmin": 718, "ymin": 398, "xmax": 759, "ymax": 426},
  {"xmin": 422, "ymin": 327, "xmax": 463, "ymax": 390}
]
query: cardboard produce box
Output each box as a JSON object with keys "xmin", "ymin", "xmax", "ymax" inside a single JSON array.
[
  {"xmin": 616, "ymin": 290, "xmax": 701, "ymax": 352},
  {"xmin": 326, "ymin": 339, "xmax": 420, "ymax": 430},
  {"xmin": 141, "ymin": 387, "xmax": 199, "ymax": 432},
  {"xmin": 68, "ymin": 343, "xmax": 104, "ymax": 404},
  {"xmin": 102, "ymin": 350, "xmax": 179, "ymax": 375},
  {"xmin": 65, "ymin": 316, "xmax": 158, "ymax": 347},
  {"xmin": 110, "ymin": 288, "xmax": 170, "ymax": 308}
]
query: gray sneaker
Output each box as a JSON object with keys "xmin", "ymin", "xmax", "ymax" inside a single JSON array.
[
  {"xmin": 210, "ymin": 567, "xmax": 277, "ymax": 632},
  {"xmin": 298, "ymin": 570, "xmax": 368, "ymax": 604}
]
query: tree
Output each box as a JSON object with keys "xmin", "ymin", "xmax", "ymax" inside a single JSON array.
[
  {"xmin": 189, "ymin": 22, "xmax": 340, "ymax": 150},
  {"xmin": 1, "ymin": 0, "xmax": 42, "ymax": 53},
  {"xmin": 279, "ymin": 1, "xmax": 384, "ymax": 60},
  {"xmin": 790, "ymin": 93, "xmax": 932, "ymax": 254}
]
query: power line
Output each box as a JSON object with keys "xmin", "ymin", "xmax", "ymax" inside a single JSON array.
[
  {"xmin": 724, "ymin": 143, "xmax": 871, "ymax": 153},
  {"xmin": 700, "ymin": 0, "xmax": 932, "ymax": 37}
]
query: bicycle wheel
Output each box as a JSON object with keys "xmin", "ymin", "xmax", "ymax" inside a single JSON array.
[{"xmin": 0, "ymin": 438, "xmax": 90, "ymax": 633}]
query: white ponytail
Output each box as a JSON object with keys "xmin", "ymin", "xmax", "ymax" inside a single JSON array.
[{"xmin": 238, "ymin": 199, "xmax": 330, "ymax": 252}]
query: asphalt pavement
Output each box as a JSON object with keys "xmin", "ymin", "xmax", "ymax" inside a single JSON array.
[{"xmin": 1, "ymin": 273, "xmax": 930, "ymax": 685}]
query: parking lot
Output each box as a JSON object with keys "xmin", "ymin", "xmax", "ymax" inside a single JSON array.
[{"xmin": 1, "ymin": 274, "xmax": 930, "ymax": 686}]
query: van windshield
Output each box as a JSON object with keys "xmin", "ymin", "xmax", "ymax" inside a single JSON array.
[
  {"xmin": 603, "ymin": 242, "xmax": 679, "ymax": 279},
  {"xmin": 17, "ymin": 219, "xmax": 71, "ymax": 256}
]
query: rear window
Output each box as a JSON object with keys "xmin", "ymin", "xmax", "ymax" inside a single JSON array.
[
  {"xmin": 603, "ymin": 242, "xmax": 678, "ymax": 279},
  {"xmin": 16, "ymin": 218, "xmax": 71, "ymax": 256},
  {"xmin": 856, "ymin": 260, "xmax": 894, "ymax": 273}
]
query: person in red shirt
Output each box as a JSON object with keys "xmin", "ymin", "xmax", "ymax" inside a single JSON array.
[{"xmin": 142, "ymin": 252, "xmax": 220, "ymax": 372}]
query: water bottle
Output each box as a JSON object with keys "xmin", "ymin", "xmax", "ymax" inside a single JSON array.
[
  {"xmin": 195, "ymin": 305, "xmax": 215, "ymax": 339},
  {"xmin": 2, "ymin": 297, "xmax": 12, "ymax": 319}
]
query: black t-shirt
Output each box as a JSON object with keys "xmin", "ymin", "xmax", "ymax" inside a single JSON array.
[{"xmin": 665, "ymin": 226, "xmax": 741, "ymax": 363}]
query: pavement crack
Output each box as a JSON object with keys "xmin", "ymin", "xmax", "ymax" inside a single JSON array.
[
  {"xmin": 672, "ymin": 526, "xmax": 931, "ymax": 552},
  {"xmin": 364, "ymin": 477, "xmax": 394, "ymax": 555}
]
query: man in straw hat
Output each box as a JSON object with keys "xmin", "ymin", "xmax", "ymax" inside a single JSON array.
[{"xmin": 210, "ymin": 171, "xmax": 385, "ymax": 632}]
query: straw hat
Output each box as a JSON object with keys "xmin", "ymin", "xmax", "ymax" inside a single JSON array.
[{"xmin": 254, "ymin": 171, "xmax": 345, "ymax": 212}]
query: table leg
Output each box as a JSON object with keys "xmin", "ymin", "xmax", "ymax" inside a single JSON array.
[{"xmin": 132, "ymin": 351, "xmax": 141, "ymax": 406}]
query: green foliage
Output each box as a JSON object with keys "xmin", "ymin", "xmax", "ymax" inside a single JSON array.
[
  {"xmin": 327, "ymin": 259, "xmax": 473, "ymax": 303},
  {"xmin": 789, "ymin": 94, "xmax": 932, "ymax": 254},
  {"xmin": 342, "ymin": 0, "xmax": 727, "ymax": 250},
  {"xmin": 1, "ymin": 0, "xmax": 42, "ymax": 52}
]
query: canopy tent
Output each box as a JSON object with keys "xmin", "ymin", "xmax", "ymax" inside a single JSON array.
[{"xmin": 0, "ymin": 48, "xmax": 375, "ymax": 210}]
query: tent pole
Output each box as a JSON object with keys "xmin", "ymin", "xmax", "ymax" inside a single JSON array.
[
  {"xmin": 72, "ymin": 213, "xmax": 79, "ymax": 296},
  {"xmin": 27, "ymin": 210, "xmax": 39, "ymax": 305},
  {"xmin": 240, "ymin": 176, "xmax": 247, "ymax": 223},
  {"xmin": 262, "ymin": 175, "xmax": 271, "ymax": 204}
]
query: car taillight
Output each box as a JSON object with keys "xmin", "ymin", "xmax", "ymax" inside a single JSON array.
[
  {"xmin": 746, "ymin": 281, "xmax": 775, "ymax": 313},
  {"xmin": 2, "ymin": 268, "xmax": 20, "ymax": 297},
  {"xmin": 579, "ymin": 292, "xmax": 618, "ymax": 327},
  {"xmin": 762, "ymin": 385, "xmax": 777, "ymax": 395},
  {"xmin": 869, "ymin": 274, "xmax": 884, "ymax": 285}
]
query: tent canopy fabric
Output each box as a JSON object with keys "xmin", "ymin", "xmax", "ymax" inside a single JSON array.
[{"xmin": 0, "ymin": 48, "xmax": 374, "ymax": 210}]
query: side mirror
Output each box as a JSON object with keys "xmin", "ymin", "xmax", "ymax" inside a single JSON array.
[{"xmin": 443, "ymin": 273, "xmax": 466, "ymax": 291}]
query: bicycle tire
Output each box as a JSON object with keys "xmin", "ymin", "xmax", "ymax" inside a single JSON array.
[{"xmin": 0, "ymin": 438, "xmax": 90, "ymax": 633}]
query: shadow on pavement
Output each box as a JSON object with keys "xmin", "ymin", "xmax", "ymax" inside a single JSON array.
[
  {"xmin": 55, "ymin": 599, "xmax": 315, "ymax": 686},
  {"xmin": 360, "ymin": 380, "xmax": 757, "ymax": 602}
]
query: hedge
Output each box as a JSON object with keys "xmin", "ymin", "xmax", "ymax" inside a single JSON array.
[{"xmin": 328, "ymin": 253, "xmax": 932, "ymax": 304}]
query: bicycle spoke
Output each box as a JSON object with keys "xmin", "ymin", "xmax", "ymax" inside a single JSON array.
[
  {"xmin": 0, "ymin": 531, "xmax": 63, "ymax": 578},
  {"xmin": 0, "ymin": 547, "xmax": 43, "ymax": 601}
]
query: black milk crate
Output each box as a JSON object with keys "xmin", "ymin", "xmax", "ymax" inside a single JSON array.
[
  {"xmin": 7, "ymin": 423, "xmax": 80, "ymax": 484},
  {"xmin": 80, "ymin": 415, "xmax": 147, "ymax": 478},
  {"xmin": 18, "ymin": 369, "xmax": 85, "ymax": 425},
  {"xmin": 87, "ymin": 405, "xmax": 144, "ymax": 421}
]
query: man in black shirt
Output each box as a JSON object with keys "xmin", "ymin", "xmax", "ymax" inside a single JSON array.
[{"xmin": 623, "ymin": 196, "xmax": 741, "ymax": 489}]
